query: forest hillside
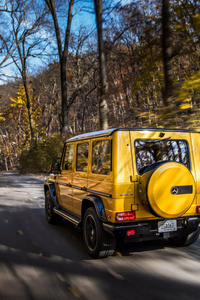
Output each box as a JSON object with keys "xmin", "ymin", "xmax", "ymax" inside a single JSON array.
[{"xmin": 0, "ymin": 0, "xmax": 200, "ymax": 172}]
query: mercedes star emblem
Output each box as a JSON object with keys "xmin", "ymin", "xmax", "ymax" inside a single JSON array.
[{"xmin": 171, "ymin": 186, "xmax": 179, "ymax": 195}]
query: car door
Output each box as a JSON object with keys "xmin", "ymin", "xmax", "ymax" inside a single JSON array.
[
  {"xmin": 56, "ymin": 143, "xmax": 74, "ymax": 211},
  {"xmin": 72, "ymin": 141, "xmax": 89, "ymax": 215},
  {"xmin": 87, "ymin": 138, "xmax": 112, "ymax": 198}
]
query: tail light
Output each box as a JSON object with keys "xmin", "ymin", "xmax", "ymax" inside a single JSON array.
[
  {"xmin": 197, "ymin": 205, "xmax": 200, "ymax": 214},
  {"xmin": 115, "ymin": 211, "xmax": 135, "ymax": 222}
]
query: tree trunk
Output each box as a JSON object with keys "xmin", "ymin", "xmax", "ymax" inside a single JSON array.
[
  {"xmin": 5, "ymin": 158, "xmax": 8, "ymax": 172},
  {"xmin": 23, "ymin": 76, "xmax": 35, "ymax": 140},
  {"xmin": 12, "ymin": 23, "xmax": 35, "ymax": 140},
  {"xmin": 45, "ymin": 0, "xmax": 74, "ymax": 136},
  {"xmin": 60, "ymin": 56, "xmax": 70, "ymax": 135},
  {"xmin": 162, "ymin": 0, "xmax": 174, "ymax": 106},
  {"xmin": 94, "ymin": 0, "xmax": 109, "ymax": 130}
]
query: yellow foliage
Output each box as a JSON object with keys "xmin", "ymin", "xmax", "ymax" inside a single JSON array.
[
  {"xmin": 180, "ymin": 103, "xmax": 191, "ymax": 110},
  {"xmin": 193, "ymin": 14, "xmax": 200, "ymax": 33},
  {"xmin": 177, "ymin": 70, "xmax": 200, "ymax": 114},
  {"xmin": 8, "ymin": 84, "xmax": 43, "ymax": 141},
  {"xmin": 0, "ymin": 113, "xmax": 5, "ymax": 121}
]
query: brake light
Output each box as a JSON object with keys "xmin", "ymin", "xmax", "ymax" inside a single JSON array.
[
  {"xmin": 115, "ymin": 211, "xmax": 135, "ymax": 221},
  {"xmin": 127, "ymin": 229, "xmax": 136, "ymax": 236},
  {"xmin": 197, "ymin": 206, "xmax": 200, "ymax": 214}
]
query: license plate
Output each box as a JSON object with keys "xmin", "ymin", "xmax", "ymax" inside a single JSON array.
[{"xmin": 158, "ymin": 220, "xmax": 177, "ymax": 233}]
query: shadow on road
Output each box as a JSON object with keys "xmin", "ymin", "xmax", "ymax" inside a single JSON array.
[
  {"xmin": 0, "ymin": 198, "xmax": 176, "ymax": 261},
  {"xmin": 0, "ymin": 203, "xmax": 88, "ymax": 260},
  {"xmin": 1, "ymin": 172, "xmax": 200, "ymax": 299}
]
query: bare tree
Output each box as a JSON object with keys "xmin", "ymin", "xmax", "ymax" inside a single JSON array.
[
  {"xmin": 45, "ymin": 0, "xmax": 75, "ymax": 136},
  {"xmin": 1, "ymin": 0, "xmax": 49, "ymax": 140}
]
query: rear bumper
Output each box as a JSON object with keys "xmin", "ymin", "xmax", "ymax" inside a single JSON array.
[{"xmin": 103, "ymin": 217, "xmax": 200, "ymax": 242}]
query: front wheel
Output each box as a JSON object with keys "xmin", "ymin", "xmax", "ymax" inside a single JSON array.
[
  {"xmin": 168, "ymin": 227, "xmax": 200, "ymax": 247},
  {"xmin": 45, "ymin": 190, "xmax": 63, "ymax": 224},
  {"xmin": 83, "ymin": 207, "xmax": 116, "ymax": 258}
]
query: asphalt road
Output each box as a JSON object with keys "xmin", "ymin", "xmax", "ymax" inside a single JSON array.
[{"xmin": 0, "ymin": 172, "xmax": 200, "ymax": 300}]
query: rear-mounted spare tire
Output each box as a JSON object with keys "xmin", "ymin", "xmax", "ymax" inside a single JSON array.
[{"xmin": 139, "ymin": 162, "xmax": 195, "ymax": 219}]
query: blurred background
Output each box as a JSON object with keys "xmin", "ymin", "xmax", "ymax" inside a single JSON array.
[{"xmin": 0, "ymin": 0, "xmax": 200, "ymax": 172}]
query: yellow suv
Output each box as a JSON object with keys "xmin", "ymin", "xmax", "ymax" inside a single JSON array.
[{"xmin": 44, "ymin": 128, "xmax": 200, "ymax": 258}]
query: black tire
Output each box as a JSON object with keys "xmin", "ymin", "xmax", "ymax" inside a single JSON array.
[
  {"xmin": 45, "ymin": 190, "xmax": 63, "ymax": 224},
  {"xmin": 168, "ymin": 227, "xmax": 200, "ymax": 247},
  {"xmin": 83, "ymin": 207, "xmax": 116, "ymax": 258}
]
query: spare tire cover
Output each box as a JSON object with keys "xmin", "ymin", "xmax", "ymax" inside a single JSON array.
[{"xmin": 144, "ymin": 162, "xmax": 195, "ymax": 219}]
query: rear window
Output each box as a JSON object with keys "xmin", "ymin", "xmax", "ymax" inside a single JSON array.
[
  {"xmin": 135, "ymin": 139, "xmax": 190, "ymax": 174},
  {"xmin": 76, "ymin": 142, "xmax": 89, "ymax": 172}
]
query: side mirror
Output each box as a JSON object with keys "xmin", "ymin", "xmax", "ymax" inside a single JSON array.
[
  {"xmin": 51, "ymin": 162, "xmax": 61, "ymax": 174},
  {"xmin": 64, "ymin": 162, "xmax": 72, "ymax": 170}
]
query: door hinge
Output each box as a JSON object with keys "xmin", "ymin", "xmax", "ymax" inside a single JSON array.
[{"xmin": 130, "ymin": 175, "xmax": 138, "ymax": 182}]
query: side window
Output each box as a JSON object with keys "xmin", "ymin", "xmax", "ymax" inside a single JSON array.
[
  {"xmin": 76, "ymin": 142, "xmax": 89, "ymax": 172},
  {"xmin": 62, "ymin": 144, "xmax": 74, "ymax": 170},
  {"xmin": 92, "ymin": 140, "xmax": 111, "ymax": 175}
]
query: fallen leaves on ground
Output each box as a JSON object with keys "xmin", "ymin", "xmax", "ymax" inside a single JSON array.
[
  {"xmin": 17, "ymin": 230, "xmax": 24, "ymax": 236},
  {"xmin": 113, "ymin": 251, "xmax": 122, "ymax": 256},
  {"xmin": 106, "ymin": 268, "xmax": 124, "ymax": 281},
  {"xmin": 56, "ymin": 272, "xmax": 81, "ymax": 298},
  {"xmin": 31, "ymin": 241, "xmax": 38, "ymax": 247}
]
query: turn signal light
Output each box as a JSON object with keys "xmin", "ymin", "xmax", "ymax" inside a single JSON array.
[
  {"xmin": 197, "ymin": 206, "xmax": 200, "ymax": 214},
  {"xmin": 115, "ymin": 211, "xmax": 135, "ymax": 221}
]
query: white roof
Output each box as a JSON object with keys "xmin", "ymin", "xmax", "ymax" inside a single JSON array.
[
  {"xmin": 67, "ymin": 128, "xmax": 117, "ymax": 142},
  {"xmin": 66, "ymin": 127, "xmax": 198, "ymax": 142}
]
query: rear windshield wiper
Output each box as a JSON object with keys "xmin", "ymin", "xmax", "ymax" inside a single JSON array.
[{"xmin": 144, "ymin": 137, "xmax": 171, "ymax": 143}]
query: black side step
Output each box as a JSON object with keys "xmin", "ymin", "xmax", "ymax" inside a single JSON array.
[{"xmin": 53, "ymin": 208, "xmax": 80, "ymax": 226}]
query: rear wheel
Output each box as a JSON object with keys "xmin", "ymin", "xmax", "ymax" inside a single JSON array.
[
  {"xmin": 83, "ymin": 207, "xmax": 116, "ymax": 258},
  {"xmin": 168, "ymin": 227, "xmax": 199, "ymax": 247},
  {"xmin": 45, "ymin": 190, "xmax": 63, "ymax": 224}
]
